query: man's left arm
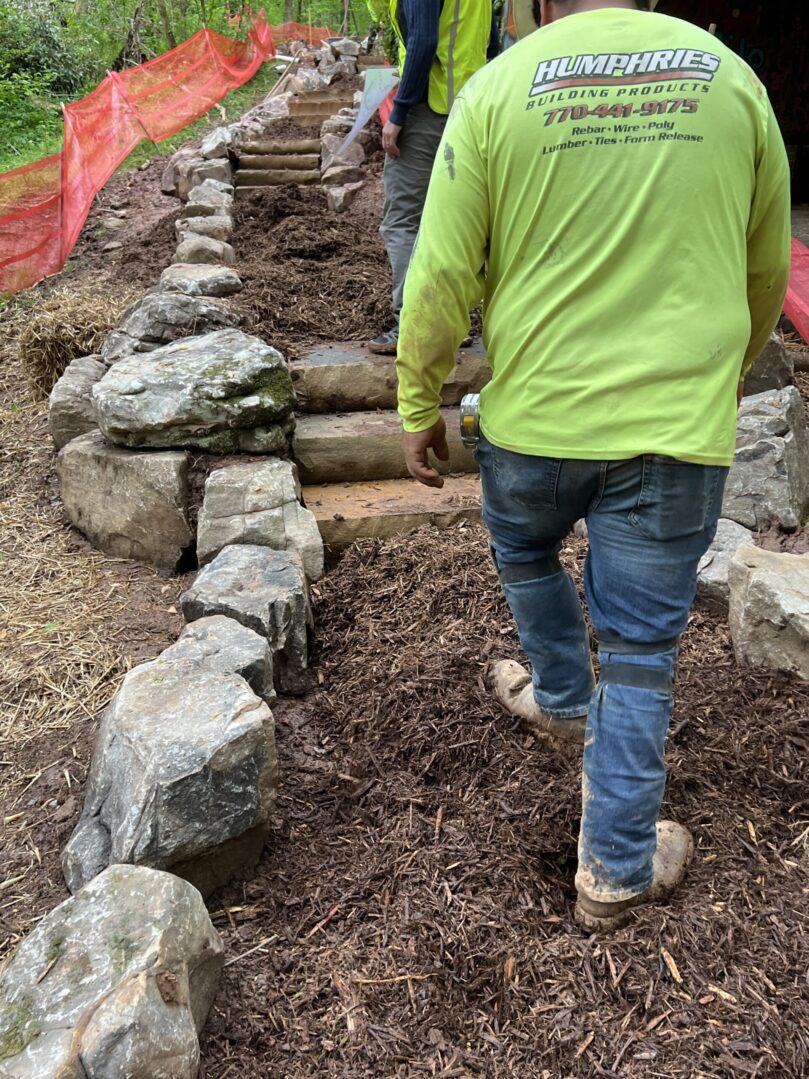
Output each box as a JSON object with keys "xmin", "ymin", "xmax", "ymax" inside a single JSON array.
[{"xmin": 396, "ymin": 92, "xmax": 489, "ymax": 487}]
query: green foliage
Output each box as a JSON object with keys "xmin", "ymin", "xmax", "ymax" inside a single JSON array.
[
  {"xmin": 0, "ymin": 0, "xmax": 373, "ymax": 174},
  {"xmin": 0, "ymin": 0, "xmax": 94, "ymax": 93},
  {"xmin": 0, "ymin": 70, "xmax": 62, "ymax": 169}
]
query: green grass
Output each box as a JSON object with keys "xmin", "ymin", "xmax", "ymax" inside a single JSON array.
[{"xmin": 0, "ymin": 109, "xmax": 63, "ymax": 175}]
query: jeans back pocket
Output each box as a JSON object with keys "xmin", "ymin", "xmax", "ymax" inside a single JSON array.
[
  {"xmin": 490, "ymin": 444, "xmax": 563, "ymax": 510},
  {"xmin": 629, "ymin": 456, "xmax": 729, "ymax": 541}
]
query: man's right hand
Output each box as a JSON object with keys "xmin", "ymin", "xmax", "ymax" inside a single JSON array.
[
  {"xmin": 402, "ymin": 418, "xmax": 450, "ymax": 488},
  {"xmin": 382, "ymin": 121, "xmax": 403, "ymax": 157}
]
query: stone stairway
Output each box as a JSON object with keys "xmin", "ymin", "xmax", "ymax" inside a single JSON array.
[{"xmin": 291, "ymin": 340, "xmax": 490, "ymax": 552}]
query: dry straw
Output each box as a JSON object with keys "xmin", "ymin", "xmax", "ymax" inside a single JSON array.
[{"xmin": 17, "ymin": 286, "xmax": 134, "ymax": 398}]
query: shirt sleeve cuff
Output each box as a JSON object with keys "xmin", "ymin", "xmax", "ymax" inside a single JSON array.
[
  {"xmin": 401, "ymin": 408, "xmax": 442, "ymax": 433},
  {"xmin": 389, "ymin": 102, "xmax": 409, "ymax": 127}
]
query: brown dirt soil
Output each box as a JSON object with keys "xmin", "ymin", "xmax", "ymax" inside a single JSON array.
[
  {"xmin": 238, "ymin": 116, "xmax": 323, "ymax": 142},
  {"xmin": 65, "ymin": 156, "xmax": 181, "ymax": 293},
  {"xmin": 197, "ymin": 524, "xmax": 809, "ymax": 1077},
  {"xmin": 757, "ymin": 523, "xmax": 809, "ymax": 553}
]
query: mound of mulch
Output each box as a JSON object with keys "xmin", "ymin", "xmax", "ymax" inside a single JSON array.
[
  {"xmin": 231, "ymin": 183, "xmax": 392, "ymax": 358},
  {"xmin": 201, "ymin": 523, "xmax": 809, "ymax": 1078}
]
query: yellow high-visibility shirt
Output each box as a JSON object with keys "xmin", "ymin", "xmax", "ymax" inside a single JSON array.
[{"xmin": 396, "ymin": 7, "xmax": 792, "ymax": 466}]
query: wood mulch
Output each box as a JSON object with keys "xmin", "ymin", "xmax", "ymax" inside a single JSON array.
[
  {"xmin": 231, "ymin": 181, "xmax": 391, "ymax": 361},
  {"xmin": 199, "ymin": 525, "xmax": 809, "ymax": 1078}
]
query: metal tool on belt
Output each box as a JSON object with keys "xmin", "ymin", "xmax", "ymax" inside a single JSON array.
[{"xmin": 459, "ymin": 393, "xmax": 481, "ymax": 447}]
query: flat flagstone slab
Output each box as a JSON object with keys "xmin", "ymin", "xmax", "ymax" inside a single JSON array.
[
  {"xmin": 303, "ymin": 475, "xmax": 482, "ymax": 554},
  {"xmin": 289, "ymin": 339, "xmax": 490, "ymax": 413},
  {"xmin": 293, "ymin": 408, "xmax": 478, "ymax": 485}
]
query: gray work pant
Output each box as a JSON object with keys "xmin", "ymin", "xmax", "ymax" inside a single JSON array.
[{"xmin": 380, "ymin": 103, "xmax": 447, "ymax": 321}]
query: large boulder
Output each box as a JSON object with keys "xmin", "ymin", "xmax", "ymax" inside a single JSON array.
[
  {"xmin": 158, "ymin": 263, "xmax": 243, "ymax": 297},
  {"xmin": 176, "ymin": 155, "xmax": 208, "ymax": 201},
  {"xmin": 176, "ymin": 214, "xmax": 233, "ymax": 242},
  {"xmin": 696, "ymin": 518, "xmax": 755, "ymax": 614},
  {"xmin": 201, "ymin": 126, "xmax": 231, "ymax": 159},
  {"xmin": 173, "ymin": 233, "xmax": 235, "ymax": 266},
  {"xmin": 101, "ymin": 292, "xmax": 243, "ymax": 363},
  {"xmin": 728, "ymin": 545, "xmax": 809, "ymax": 679},
  {"xmin": 744, "ymin": 333, "xmax": 794, "ymax": 396},
  {"xmin": 331, "ymin": 36, "xmax": 360, "ymax": 57},
  {"xmin": 181, "ymin": 544, "xmax": 311, "ymax": 694},
  {"xmin": 722, "ymin": 387, "xmax": 809, "ymax": 531},
  {"xmin": 0, "ymin": 865, "xmax": 222, "ymax": 1079},
  {"xmin": 318, "ymin": 59, "xmax": 355, "ymax": 82},
  {"xmin": 182, "ymin": 181, "xmax": 233, "ymax": 218},
  {"xmin": 229, "ymin": 94, "xmax": 293, "ymax": 148},
  {"xmin": 197, "ymin": 459, "xmax": 324, "ymax": 580},
  {"xmin": 321, "ymin": 163, "xmax": 366, "ymax": 186},
  {"xmin": 56, "ymin": 431, "xmax": 192, "ymax": 573},
  {"xmin": 48, "ymin": 354, "xmax": 106, "ymax": 449},
  {"xmin": 93, "ymin": 329, "xmax": 296, "ymax": 453},
  {"xmin": 326, "ymin": 181, "xmax": 364, "ymax": 213},
  {"xmin": 321, "ymin": 132, "xmax": 365, "ymax": 171},
  {"xmin": 189, "ymin": 159, "xmax": 233, "ymax": 188},
  {"xmin": 160, "ymin": 614, "xmax": 275, "ymax": 701},
  {"xmin": 321, "ymin": 116, "xmax": 352, "ymax": 140},
  {"xmin": 160, "ymin": 145, "xmax": 200, "ymax": 196},
  {"xmin": 62, "ymin": 659, "xmax": 277, "ymax": 896}
]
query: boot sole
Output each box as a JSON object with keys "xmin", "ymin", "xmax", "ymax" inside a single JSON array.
[{"xmin": 574, "ymin": 899, "xmax": 638, "ymax": 932}]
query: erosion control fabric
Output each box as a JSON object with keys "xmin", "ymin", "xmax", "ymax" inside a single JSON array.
[{"xmin": 0, "ymin": 17, "xmax": 280, "ymax": 296}]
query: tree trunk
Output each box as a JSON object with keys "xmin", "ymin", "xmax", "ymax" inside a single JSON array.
[
  {"xmin": 155, "ymin": 0, "xmax": 177, "ymax": 49},
  {"xmin": 284, "ymin": 0, "xmax": 294, "ymax": 21},
  {"xmin": 112, "ymin": 1, "xmax": 147, "ymax": 69}
]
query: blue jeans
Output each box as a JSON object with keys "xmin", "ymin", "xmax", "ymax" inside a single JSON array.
[{"xmin": 476, "ymin": 436, "xmax": 728, "ymax": 902}]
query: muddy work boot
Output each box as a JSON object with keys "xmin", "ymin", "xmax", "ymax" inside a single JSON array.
[
  {"xmin": 492, "ymin": 659, "xmax": 586, "ymax": 745},
  {"xmin": 368, "ymin": 326, "xmax": 399, "ymax": 355},
  {"xmin": 575, "ymin": 821, "xmax": 695, "ymax": 932}
]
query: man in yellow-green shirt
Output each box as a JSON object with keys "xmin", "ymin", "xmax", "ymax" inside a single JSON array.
[{"xmin": 396, "ymin": 0, "xmax": 791, "ymax": 929}]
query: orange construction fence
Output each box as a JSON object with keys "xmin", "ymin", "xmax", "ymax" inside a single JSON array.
[
  {"xmin": 0, "ymin": 16, "xmax": 283, "ymax": 296},
  {"xmin": 269, "ymin": 20, "xmax": 336, "ymax": 46}
]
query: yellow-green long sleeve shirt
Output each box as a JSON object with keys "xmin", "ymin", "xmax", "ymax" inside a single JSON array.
[{"xmin": 396, "ymin": 7, "xmax": 792, "ymax": 466}]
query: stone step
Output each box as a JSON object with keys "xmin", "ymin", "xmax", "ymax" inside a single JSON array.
[
  {"xmin": 235, "ymin": 138, "xmax": 321, "ymax": 155},
  {"xmin": 234, "ymin": 168, "xmax": 321, "ymax": 187},
  {"xmin": 303, "ymin": 475, "xmax": 482, "ymax": 554},
  {"xmin": 288, "ymin": 97, "xmax": 352, "ymax": 123},
  {"xmin": 293, "ymin": 408, "xmax": 478, "ymax": 484},
  {"xmin": 237, "ymin": 153, "xmax": 321, "ymax": 171},
  {"xmin": 290, "ymin": 339, "xmax": 490, "ymax": 413}
]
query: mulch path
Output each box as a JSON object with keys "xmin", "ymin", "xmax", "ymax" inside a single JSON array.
[
  {"xmin": 231, "ymin": 177, "xmax": 391, "ymax": 360},
  {"xmin": 199, "ymin": 525, "xmax": 809, "ymax": 1078}
]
